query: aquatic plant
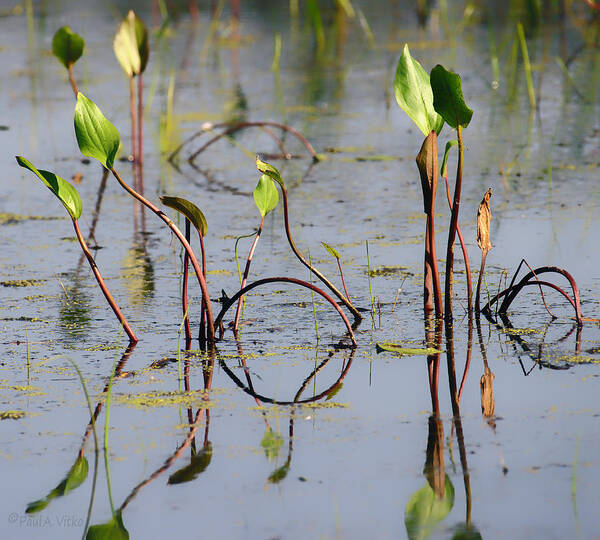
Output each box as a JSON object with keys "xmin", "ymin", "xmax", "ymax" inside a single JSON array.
[
  {"xmin": 15, "ymin": 157, "xmax": 137, "ymax": 343},
  {"xmin": 394, "ymin": 44, "xmax": 444, "ymax": 318},
  {"xmin": 256, "ymin": 157, "xmax": 362, "ymax": 323},
  {"xmin": 52, "ymin": 26, "xmax": 84, "ymax": 97},
  {"xmin": 73, "ymin": 93, "xmax": 215, "ymax": 342},
  {"xmin": 232, "ymin": 173, "xmax": 279, "ymax": 332}
]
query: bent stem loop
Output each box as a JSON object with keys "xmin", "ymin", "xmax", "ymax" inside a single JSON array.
[
  {"xmin": 72, "ymin": 218, "xmax": 138, "ymax": 343},
  {"xmin": 214, "ymin": 276, "xmax": 357, "ymax": 346},
  {"xmin": 279, "ymin": 186, "xmax": 362, "ymax": 323},
  {"xmin": 110, "ymin": 167, "xmax": 215, "ymax": 341}
]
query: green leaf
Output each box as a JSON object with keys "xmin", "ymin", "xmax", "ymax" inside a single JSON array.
[
  {"xmin": 321, "ymin": 241, "xmax": 340, "ymax": 260},
  {"xmin": 451, "ymin": 523, "xmax": 483, "ymax": 540},
  {"xmin": 268, "ymin": 463, "xmax": 290, "ymax": 484},
  {"xmin": 113, "ymin": 11, "xmax": 141, "ymax": 77},
  {"xmin": 168, "ymin": 442, "xmax": 213, "ymax": 484},
  {"xmin": 440, "ymin": 139, "xmax": 458, "ymax": 178},
  {"xmin": 159, "ymin": 196, "xmax": 207, "ymax": 236},
  {"xmin": 74, "ymin": 93, "xmax": 120, "ymax": 169},
  {"xmin": 16, "ymin": 157, "xmax": 82, "ymax": 220},
  {"xmin": 133, "ymin": 12, "xmax": 149, "ymax": 73},
  {"xmin": 26, "ymin": 455, "xmax": 89, "ymax": 513},
  {"xmin": 253, "ymin": 175, "xmax": 279, "ymax": 217},
  {"xmin": 430, "ymin": 65, "xmax": 473, "ymax": 130},
  {"xmin": 256, "ymin": 157, "xmax": 284, "ymax": 188},
  {"xmin": 52, "ymin": 26, "xmax": 84, "ymax": 69},
  {"xmin": 405, "ymin": 475, "xmax": 454, "ymax": 540},
  {"xmin": 260, "ymin": 427, "xmax": 283, "ymax": 462},
  {"xmin": 86, "ymin": 511, "xmax": 129, "ymax": 540},
  {"xmin": 376, "ymin": 343, "xmax": 443, "ymax": 356},
  {"xmin": 394, "ymin": 44, "xmax": 444, "ymax": 136}
]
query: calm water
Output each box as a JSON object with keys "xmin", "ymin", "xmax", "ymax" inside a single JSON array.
[{"xmin": 1, "ymin": 1, "xmax": 600, "ymax": 539}]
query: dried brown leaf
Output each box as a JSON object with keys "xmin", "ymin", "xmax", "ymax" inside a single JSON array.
[
  {"xmin": 477, "ymin": 188, "xmax": 492, "ymax": 253},
  {"xmin": 480, "ymin": 366, "xmax": 495, "ymax": 417},
  {"xmin": 415, "ymin": 131, "xmax": 438, "ymax": 213}
]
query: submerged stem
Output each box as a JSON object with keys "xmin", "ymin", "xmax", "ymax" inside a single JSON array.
[
  {"xmin": 72, "ymin": 218, "xmax": 137, "ymax": 343},
  {"xmin": 110, "ymin": 167, "xmax": 215, "ymax": 341}
]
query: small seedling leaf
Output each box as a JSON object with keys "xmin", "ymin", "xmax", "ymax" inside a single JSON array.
[
  {"xmin": 260, "ymin": 427, "xmax": 283, "ymax": 462},
  {"xmin": 256, "ymin": 156, "xmax": 284, "ymax": 188},
  {"xmin": 113, "ymin": 11, "xmax": 141, "ymax": 77},
  {"xmin": 321, "ymin": 241, "xmax": 341, "ymax": 260},
  {"xmin": 160, "ymin": 196, "xmax": 207, "ymax": 236},
  {"xmin": 405, "ymin": 475, "xmax": 454, "ymax": 540},
  {"xmin": 415, "ymin": 131, "xmax": 438, "ymax": 213},
  {"xmin": 52, "ymin": 26, "xmax": 84, "ymax": 69},
  {"xmin": 86, "ymin": 511, "xmax": 129, "ymax": 540},
  {"xmin": 376, "ymin": 343, "xmax": 443, "ymax": 356},
  {"xmin": 168, "ymin": 442, "xmax": 213, "ymax": 484},
  {"xmin": 25, "ymin": 455, "xmax": 88, "ymax": 514},
  {"xmin": 440, "ymin": 139, "xmax": 458, "ymax": 178},
  {"xmin": 74, "ymin": 93, "xmax": 120, "ymax": 169},
  {"xmin": 476, "ymin": 188, "xmax": 492, "ymax": 253},
  {"xmin": 394, "ymin": 44, "xmax": 444, "ymax": 136},
  {"xmin": 16, "ymin": 157, "xmax": 82, "ymax": 220},
  {"xmin": 133, "ymin": 12, "xmax": 149, "ymax": 73},
  {"xmin": 253, "ymin": 175, "xmax": 279, "ymax": 217},
  {"xmin": 430, "ymin": 65, "xmax": 473, "ymax": 130}
]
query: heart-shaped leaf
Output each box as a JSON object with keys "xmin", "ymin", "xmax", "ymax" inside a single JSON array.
[
  {"xmin": 160, "ymin": 196, "xmax": 207, "ymax": 236},
  {"xmin": 256, "ymin": 157, "xmax": 284, "ymax": 188},
  {"xmin": 113, "ymin": 11, "xmax": 141, "ymax": 77},
  {"xmin": 394, "ymin": 44, "xmax": 444, "ymax": 137},
  {"xmin": 253, "ymin": 175, "xmax": 279, "ymax": 217},
  {"xmin": 405, "ymin": 475, "xmax": 454, "ymax": 540},
  {"xmin": 74, "ymin": 93, "xmax": 120, "ymax": 169},
  {"xmin": 26, "ymin": 455, "xmax": 89, "ymax": 513},
  {"xmin": 52, "ymin": 27, "xmax": 84, "ymax": 69},
  {"xmin": 86, "ymin": 511, "xmax": 129, "ymax": 540},
  {"xmin": 321, "ymin": 241, "xmax": 341, "ymax": 260},
  {"xmin": 430, "ymin": 65, "xmax": 473, "ymax": 130},
  {"xmin": 16, "ymin": 157, "xmax": 82, "ymax": 220},
  {"xmin": 168, "ymin": 442, "xmax": 213, "ymax": 484}
]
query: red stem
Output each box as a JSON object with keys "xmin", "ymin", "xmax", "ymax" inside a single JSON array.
[
  {"xmin": 72, "ymin": 218, "xmax": 137, "ymax": 343},
  {"xmin": 129, "ymin": 76, "xmax": 137, "ymax": 162},
  {"xmin": 336, "ymin": 258, "xmax": 351, "ymax": 302},
  {"xmin": 182, "ymin": 218, "xmax": 192, "ymax": 342},
  {"xmin": 110, "ymin": 167, "xmax": 215, "ymax": 341},
  {"xmin": 214, "ymin": 276, "xmax": 357, "ymax": 346},
  {"xmin": 233, "ymin": 216, "xmax": 264, "ymax": 332}
]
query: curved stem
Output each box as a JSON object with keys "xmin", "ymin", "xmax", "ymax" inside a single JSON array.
[
  {"xmin": 67, "ymin": 63, "xmax": 78, "ymax": 97},
  {"xmin": 280, "ymin": 186, "xmax": 362, "ymax": 322},
  {"xmin": 110, "ymin": 167, "xmax": 215, "ymax": 341},
  {"xmin": 187, "ymin": 121, "xmax": 319, "ymax": 163},
  {"xmin": 337, "ymin": 259, "xmax": 351, "ymax": 302},
  {"xmin": 72, "ymin": 218, "xmax": 138, "ymax": 343},
  {"xmin": 214, "ymin": 276, "xmax": 356, "ymax": 346},
  {"xmin": 233, "ymin": 216, "xmax": 264, "ymax": 332}
]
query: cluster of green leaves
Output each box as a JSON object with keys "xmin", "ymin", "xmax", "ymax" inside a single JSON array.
[{"xmin": 394, "ymin": 45, "xmax": 472, "ymax": 136}]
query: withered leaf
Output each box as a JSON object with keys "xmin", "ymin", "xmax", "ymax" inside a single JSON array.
[
  {"xmin": 476, "ymin": 188, "xmax": 492, "ymax": 253},
  {"xmin": 416, "ymin": 131, "xmax": 438, "ymax": 213},
  {"xmin": 480, "ymin": 366, "xmax": 495, "ymax": 417}
]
